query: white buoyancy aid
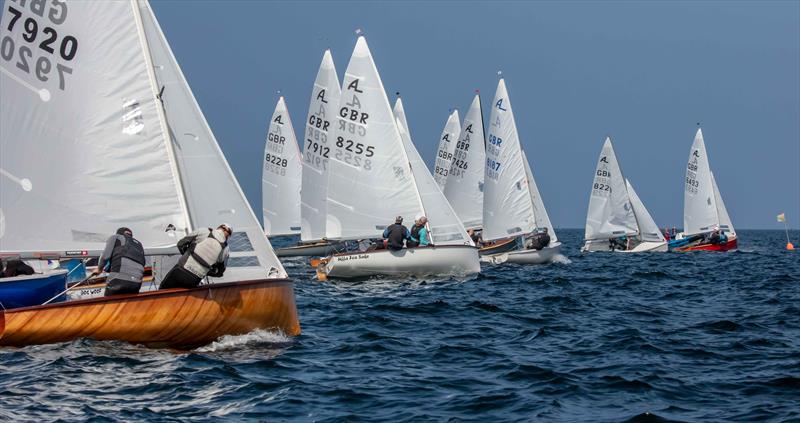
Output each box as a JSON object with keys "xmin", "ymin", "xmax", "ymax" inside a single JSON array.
[{"xmin": 184, "ymin": 228, "xmax": 228, "ymax": 278}]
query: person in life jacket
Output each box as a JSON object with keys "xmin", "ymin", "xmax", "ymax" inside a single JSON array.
[
  {"xmin": 1, "ymin": 259, "xmax": 35, "ymax": 278},
  {"xmin": 526, "ymin": 227, "xmax": 551, "ymax": 250},
  {"xmin": 407, "ymin": 215, "xmax": 431, "ymax": 248},
  {"xmin": 93, "ymin": 227, "xmax": 146, "ymax": 296},
  {"xmin": 382, "ymin": 216, "xmax": 411, "ymax": 251},
  {"xmin": 159, "ymin": 224, "xmax": 232, "ymax": 290},
  {"xmin": 467, "ymin": 229, "xmax": 483, "ymax": 246}
]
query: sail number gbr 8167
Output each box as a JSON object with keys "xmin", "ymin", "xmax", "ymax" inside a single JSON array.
[{"xmin": 2, "ymin": 2, "xmax": 78, "ymax": 92}]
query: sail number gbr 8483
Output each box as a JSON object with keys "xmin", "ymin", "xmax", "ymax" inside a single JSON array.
[{"xmin": 2, "ymin": 1, "xmax": 78, "ymax": 92}]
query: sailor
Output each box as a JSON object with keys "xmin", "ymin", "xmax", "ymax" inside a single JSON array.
[
  {"xmin": 1, "ymin": 259, "xmax": 35, "ymax": 278},
  {"xmin": 159, "ymin": 224, "xmax": 232, "ymax": 290},
  {"xmin": 93, "ymin": 227, "xmax": 146, "ymax": 296},
  {"xmin": 382, "ymin": 216, "xmax": 411, "ymax": 251},
  {"xmin": 708, "ymin": 226, "xmax": 721, "ymax": 244},
  {"xmin": 467, "ymin": 229, "xmax": 483, "ymax": 246},
  {"xmin": 407, "ymin": 215, "xmax": 431, "ymax": 248},
  {"xmin": 526, "ymin": 227, "xmax": 551, "ymax": 250},
  {"xmin": 663, "ymin": 228, "xmax": 671, "ymax": 241}
]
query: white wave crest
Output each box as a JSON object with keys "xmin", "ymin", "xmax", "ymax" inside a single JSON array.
[
  {"xmin": 552, "ymin": 254, "xmax": 572, "ymax": 264},
  {"xmin": 196, "ymin": 329, "xmax": 292, "ymax": 352}
]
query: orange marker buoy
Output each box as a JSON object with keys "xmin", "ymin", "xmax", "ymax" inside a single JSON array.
[{"xmin": 787, "ymin": 242, "xmax": 795, "ymax": 251}]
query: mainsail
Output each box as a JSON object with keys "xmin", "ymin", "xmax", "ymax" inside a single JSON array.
[
  {"xmin": 584, "ymin": 137, "xmax": 638, "ymax": 241},
  {"xmin": 522, "ymin": 152, "xmax": 558, "ymax": 243},
  {"xmin": 433, "ymin": 110, "xmax": 461, "ymax": 190},
  {"xmin": 443, "ymin": 94, "xmax": 485, "ymax": 230},
  {"xmin": 625, "ymin": 179, "xmax": 665, "ymax": 243},
  {"xmin": 483, "ymin": 79, "xmax": 536, "ymax": 241},
  {"xmin": 683, "ymin": 128, "xmax": 720, "ymax": 235},
  {"xmin": 301, "ymin": 50, "xmax": 340, "ymax": 242},
  {"xmin": 325, "ymin": 36, "xmax": 423, "ymax": 240},
  {"xmin": 393, "ymin": 99, "xmax": 473, "ymax": 246},
  {"xmin": 262, "ymin": 96, "xmax": 302, "ymax": 236}
]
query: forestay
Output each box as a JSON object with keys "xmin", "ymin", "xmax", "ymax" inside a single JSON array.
[
  {"xmin": 443, "ymin": 94, "xmax": 485, "ymax": 230},
  {"xmin": 433, "ymin": 110, "xmax": 461, "ymax": 190},
  {"xmin": 585, "ymin": 137, "xmax": 638, "ymax": 241},
  {"xmin": 625, "ymin": 179, "xmax": 665, "ymax": 243},
  {"xmin": 483, "ymin": 79, "xmax": 536, "ymax": 241},
  {"xmin": 301, "ymin": 50, "xmax": 340, "ymax": 242},
  {"xmin": 522, "ymin": 152, "xmax": 558, "ymax": 243},
  {"xmin": 262, "ymin": 96, "xmax": 302, "ymax": 236},
  {"xmin": 393, "ymin": 99, "xmax": 473, "ymax": 246},
  {"xmin": 711, "ymin": 172, "xmax": 735, "ymax": 236},
  {"xmin": 683, "ymin": 128, "xmax": 718, "ymax": 236},
  {"xmin": 325, "ymin": 36, "xmax": 423, "ymax": 240}
]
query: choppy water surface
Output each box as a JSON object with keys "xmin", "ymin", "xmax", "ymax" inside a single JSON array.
[{"xmin": 2, "ymin": 229, "xmax": 798, "ymax": 422}]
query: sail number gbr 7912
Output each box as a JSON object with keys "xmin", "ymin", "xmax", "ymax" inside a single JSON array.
[{"xmin": 2, "ymin": 1, "xmax": 78, "ymax": 92}]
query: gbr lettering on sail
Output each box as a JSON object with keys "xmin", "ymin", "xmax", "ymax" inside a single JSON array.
[{"xmin": 336, "ymin": 78, "xmax": 375, "ymax": 170}]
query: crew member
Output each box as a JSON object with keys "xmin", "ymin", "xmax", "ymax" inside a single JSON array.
[
  {"xmin": 467, "ymin": 229, "xmax": 483, "ymax": 246},
  {"xmin": 708, "ymin": 227, "xmax": 722, "ymax": 244},
  {"xmin": 159, "ymin": 224, "xmax": 232, "ymax": 290},
  {"xmin": 407, "ymin": 216, "xmax": 430, "ymax": 248},
  {"xmin": 94, "ymin": 227, "xmax": 146, "ymax": 296},
  {"xmin": 526, "ymin": 227, "xmax": 551, "ymax": 250},
  {"xmin": 382, "ymin": 216, "xmax": 410, "ymax": 251},
  {"xmin": 1, "ymin": 259, "xmax": 35, "ymax": 278}
]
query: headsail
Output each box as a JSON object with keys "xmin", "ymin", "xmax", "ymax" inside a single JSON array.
[
  {"xmin": 522, "ymin": 152, "xmax": 558, "ymax": 243},
  {"xmin": 262, "ymin": 96, "xmax": 302, "ymax": 236},
  {"xmin": 443, "ymin": 95, "xmax": 485, "ymax": 230},
  {"xmin": 393, "ymin": 99, "xmax": 473, "ymax": 246},
  {"xmin": 433, "ymin": 110, "xmax": 461, "ymax": 189},
  {"xmin": 683, "ymin": 128, "xmax": 718, "ymax": 235},
  {"xmin": 301, "ymin": 50, "xmax": 340, "ymax": 242},
  {"xmin": 625, "ymin": 179, "xmax": 665, "ymax": 243},
  {"xmin": 584, "ymin": 137, "xmax": 638, "ymax": 241},
  {"xmin": 483, "ymin": 79, "xmax": 536, "ymax": 241},
  {"xmin": 711, "ymin": 172, "xmax": 735, "ymax": 236},
  {"xmin": 325, "ymin": 36, "xmax": 423, "ymax": 240}
]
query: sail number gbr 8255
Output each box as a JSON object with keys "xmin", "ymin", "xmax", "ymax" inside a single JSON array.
[{"xmin": 2, "ymin": 2, "xmax": 78, "ymax": 92}]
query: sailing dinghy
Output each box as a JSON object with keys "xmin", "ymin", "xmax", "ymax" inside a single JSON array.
[
  {"xmin": 433, "ymin": 110, "xmax": 461, "ymax": 190},
  {"xmin": 670, "ymin": 128, "xmax": 737, "ymax": 251},
  {"xmin": 582, "ymin": 138, "xmax": 667, "ymax": 252},
  {"xmin": 480, "ymin": 78, "xmax": 562, "ymax": 264},
  {"xmin": 0, "ymin": 0, "xmax": 299, "ymax": 348},
  {"xmin": 262, "ymin": 96, "xmax": 302, "ymax": 238},
  {"xmin": 316, "ymin": 37, "xmax": 479, "ymax": 280}
]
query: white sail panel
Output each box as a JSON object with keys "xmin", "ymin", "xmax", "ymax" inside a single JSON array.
[
  {"xmin": 262, "ymin": 97, "xmax": 302, "ymax": 236},
  {"xmin": 522, "ymin": 152, "xmax": 558, "ymax": 243},
  {"xmin": 625, "ymin": 179, "xmax": 665, "ymax": 243},
  {"xmin": 301, "ymin": 50, "xmax": 340, "ymax": 241},
  {"xmin": 483, "ymin": 79, "xmax": 536, "ymax": 241},
  {"xmin": 683, "ymin": 128, "xmax": 718, "ymax": 235},
  {"xmin": 443, "ymin": 95, "xmax": 485, "ymax": 230},
  {"xmin": 433, "ymin": 110, "xmax": 461, "ymax": 189},
  {"xmin": 584, "ymin": 137, "xmax": 638, "ymax": 241},
  {"xmin": 0, "ymin": 1, "xmax": 189, "ymax": 254},
  {"xmin": 393, "ymin": 100, "xmax": 473, "ymax": 246},
  {"xmin": 138, "ymin": 0, "xmax": 286, "ymax": 279},
  {"xmin": 325, "ymin": 36, "xmax": 423, "ymax": 240},
  {"xmin": 711, "ymin": 172, "xmax": 735, "ymax": 236}
]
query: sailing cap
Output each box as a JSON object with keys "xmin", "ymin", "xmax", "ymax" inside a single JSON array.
[
  {"xmin": 395, "ymin": 216, "xmax": 403, "ymax": 224},
  {"xmin": 218, "ymin": 223, "xmax": 233, "ymax": 235}
]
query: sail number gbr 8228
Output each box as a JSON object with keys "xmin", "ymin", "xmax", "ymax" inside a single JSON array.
[{"xmin": 2, "ymin": 2, "xmax": 78, "ymax": 92}]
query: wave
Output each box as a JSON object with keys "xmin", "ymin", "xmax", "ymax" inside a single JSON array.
[{"xmin": 195, "ymin": 329, "xmax": 293, "ymax": 352}]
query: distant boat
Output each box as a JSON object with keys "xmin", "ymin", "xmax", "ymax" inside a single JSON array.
[
  {"xmin": 432, "ymin": 110, "xmax": 461, "ymax": 190},
  {"xmin": 0, "ymin": 0, "xmax": 299, "ymax": 348},
  {"xmin": 316, "ymin": 36, "xmax": 479, "ymax": 279},
  {"xmin": 262, "ymin": 96, "xmax": 302, "ymax": 238},
  {"xmin": 480, "ymin": 78, "xmax": 561, "ymax": 264},
  {"xmin": 670, "ymin": 128, "xmax": 737, "ymax": 251},
  {"xmin": 442, "ymin": 94, "xmax": 486, "ymax": 231},
  {"xmin": 582, "ymin": 137, "xmax": 667, "ymax": 252}
]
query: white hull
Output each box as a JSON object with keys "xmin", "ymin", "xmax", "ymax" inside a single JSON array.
[
  {"xmin": 482, "ymin": 242, "xmax": 562, "ymax": 264},
  {"xmin": 581, "ymin": 239, "xmax": 667, "ymax": 253},
  {"xmin": 321, "ymin": 246, "xmax": 480, "ymax": 279}
]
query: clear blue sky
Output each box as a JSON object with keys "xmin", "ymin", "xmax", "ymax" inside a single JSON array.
[{"xmin": 149, "ymin": 0, "xmax": 799, "ymax": 229}]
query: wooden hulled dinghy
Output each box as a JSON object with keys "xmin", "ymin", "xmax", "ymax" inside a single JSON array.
[
  {"xmin": 0, "ymin": 279, "xmax": 299, "ymax": 349},
  {"xmin": 275, "ymin": 240, "xmax": 343, "ymax": 257},
  {"xmin": 478, "ymin": 237, "xmax": 519, "ymax": 256}
]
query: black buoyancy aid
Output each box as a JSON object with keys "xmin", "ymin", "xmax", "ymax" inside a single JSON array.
[
  {"xmin": 407, "ymin": 224, "xmax": 424, "ymax": 247},
  {"xmin": 110, "ymin": 235, "xmax": 145, "ymax": 272},
  {"xmin": 385, "ymin": 224, "xmax": 407, "ymax": 250}
]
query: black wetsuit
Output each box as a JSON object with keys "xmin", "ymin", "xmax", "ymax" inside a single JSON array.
[{"xmin": 383, "ymin": 224, "xmax": 409, "ymax": 251}]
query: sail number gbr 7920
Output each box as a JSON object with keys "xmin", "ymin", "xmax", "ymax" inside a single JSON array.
[{"xmin": 2, "ymin": 1, "xmax": 78, "ymax": 92}]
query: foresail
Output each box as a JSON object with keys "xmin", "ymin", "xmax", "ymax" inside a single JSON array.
[
  {"xmin": 483, "ymin": 79, "xmax": 536, "ymax": 241},
  {"xmin": 711, "ymin": 172, "xmax": 735, "ymax": 236},
  {"xmin": 443, "ymin": 95, "xmax": 485, "ymax": 230},
  {"xmin": 394, "ymin": 101, "xmax": 473, "ymax": 246},
  {"xmin": 138, "ymin": 0, "xmax": 286, "ymax": 279},
  {"xmin": 325, "ymin": 36, "xmax": 422, "ymax": 240},
  {"xmin": 0, "ymin": 0, "xmax": 189, "ymax": 254},
  {"xmin": 433, "ymin": 110, "xmax": 461, "ymax": 190},
  {"xmin": 683, "ymin": 128, "xmax": 718, "ymax": 235},
  {"xmin": 625, "ymin": 180, "xmax": 665, "ymax": 242},
  {"xmin": 262, "ymin": 97, "xmax": 302, "ymax": 236},
  {"xmin": 584, "ymin": 137, "xmax": 638, "ymax": 241},
  {"xmin": 301, "ymin": 50, "xmax": 340, "ymax": 242},
  {"xmin": 522, "ymin": 152, "xmax": 558, "ymax": 243}
]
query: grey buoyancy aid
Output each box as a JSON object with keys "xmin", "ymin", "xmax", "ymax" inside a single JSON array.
[
  {"xmin": 110, "ymin": 235, "xmax": 145, "ymax": 272},
  {"xmin": 184, "ymin": 228, "xmax": 228, "ymax": 278}
]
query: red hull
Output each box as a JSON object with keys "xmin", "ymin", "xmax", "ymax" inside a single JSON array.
[{"xmin": 675, "ymin": 237, "xmax": 738, "ymax": 252}]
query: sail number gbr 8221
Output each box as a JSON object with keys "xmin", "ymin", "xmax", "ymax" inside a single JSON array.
[{"xmin": 2, "ymin": 2, "xmax": 78, "ymax": 92}]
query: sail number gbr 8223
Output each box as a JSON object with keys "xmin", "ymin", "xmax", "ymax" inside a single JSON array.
[{"xmin": 2, "ymin": 2, "xmax": 78, "ymax": 92}]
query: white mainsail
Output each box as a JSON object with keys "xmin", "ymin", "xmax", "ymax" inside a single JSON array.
[
  {"xmin": 683, "ymin": 128, "xmax": 719, "ymax": 235},
  {"xmin": 301, "ymin": 50, "xmax": 340, "ymax": 242},
  {"xmin": 262, "ymin": 96, "xmax": 302, "ymax": 236},
  {"xmin": 443, "ymin": 94, "xmax": 485, "ymax": 230},
  {"xmin": 393, "ymin": 99, "xmax": 473, "ymax": 246},
  {"xmin": 325, "ymin": 36, "xmax": 423, "ymax": 240},
  {"xmin": 711, "ymin": 172, "xmax": 736, "ymax": 236},
  {"xmin": 625, "ymin": 179, "xmax": 665, "ymax": 243},
  {"xmin": 584, "ymin": 137, "xmax": 638, "ymax": 241},
  {"xmin": 522, "ymin": 152, "xmax": 558, "ymax": 243},
  {"xmin": 433, "ymin": 110, "xmax": 461, "ymax": 190},
  {"xmin": 483, "ymin": 79, "xmax": 536, "ymax": 241}
]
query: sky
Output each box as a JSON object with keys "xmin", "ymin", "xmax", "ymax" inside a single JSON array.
[{"xmin": 148, "ymin": 0, "xmax": 799, "ymax": 229}]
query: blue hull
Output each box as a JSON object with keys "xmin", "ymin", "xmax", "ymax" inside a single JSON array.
[{"xmin": 0, "ymin": 272, "xmax": 67, "ymax": 310}]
